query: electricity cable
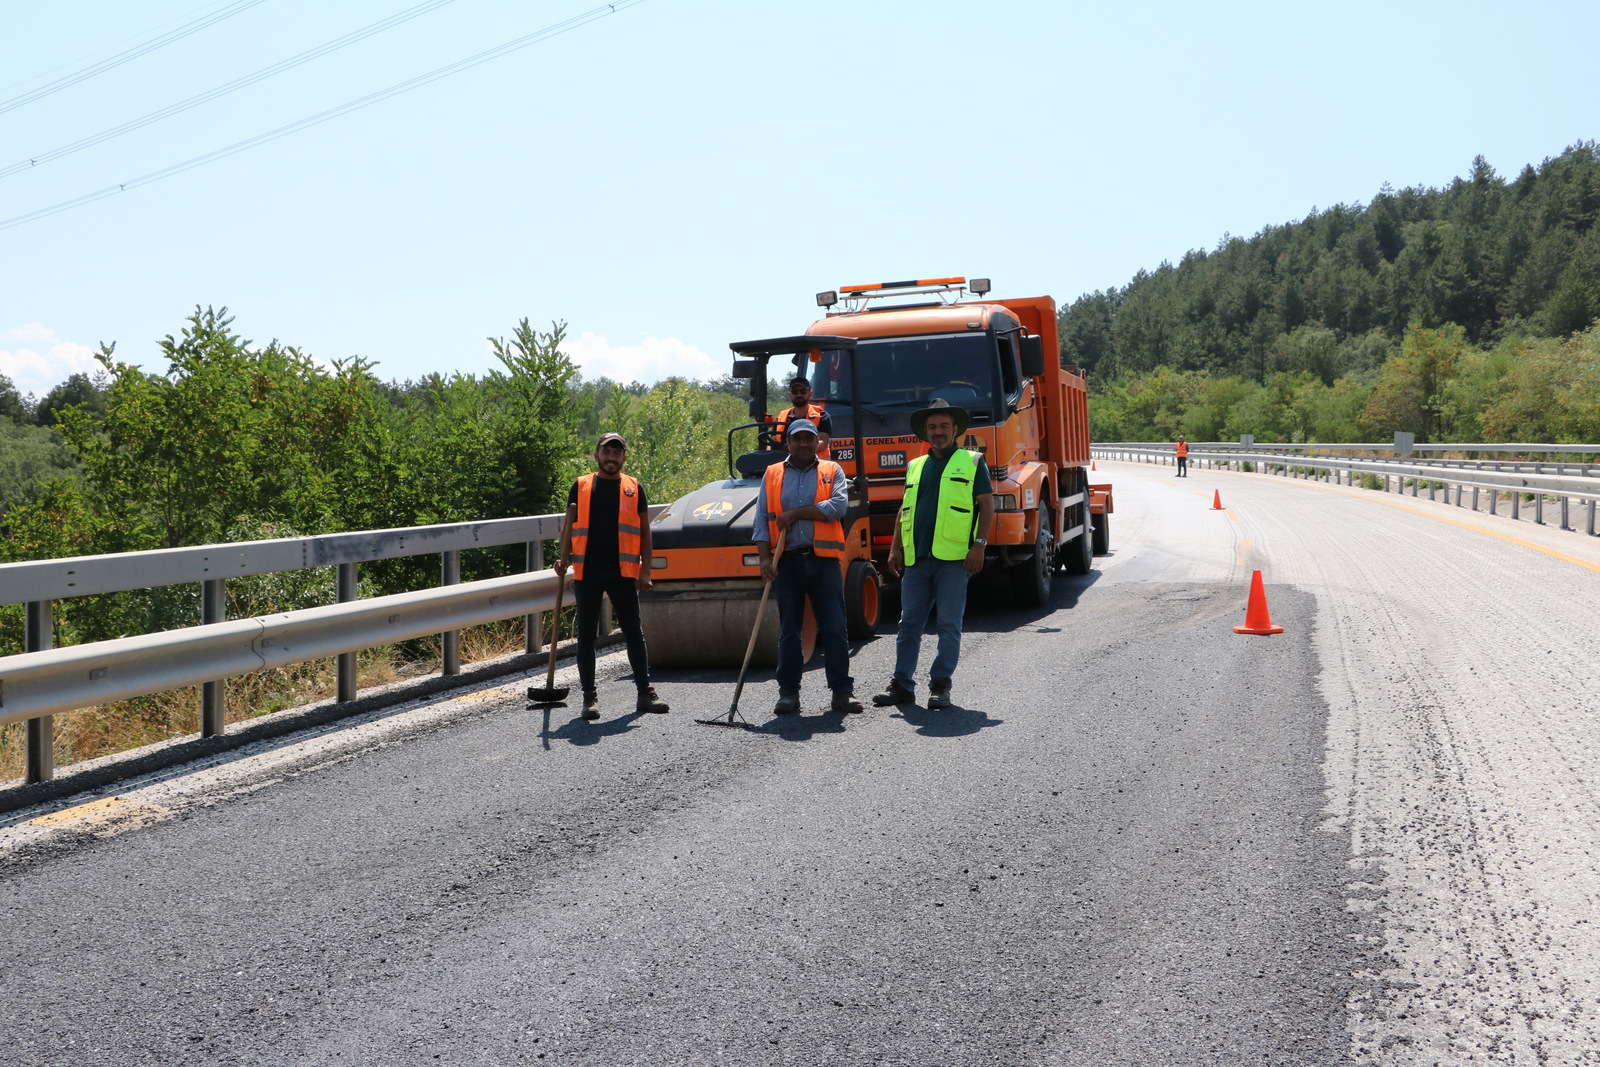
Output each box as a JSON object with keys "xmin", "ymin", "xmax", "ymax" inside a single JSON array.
[
  {"xmin": 0, "ymin": 0, "xmax": 241, "ymax": 94},
  {"xmin": 0, "ymin": 0, "xmax": 647, "ymax": 232},
  {"xmin": 0, "ymin": 0, "xmax": 271, "ymax": 117},
  {"xmin": 1, "ymin": 0, "xmax": 460, "ymax": 181}
]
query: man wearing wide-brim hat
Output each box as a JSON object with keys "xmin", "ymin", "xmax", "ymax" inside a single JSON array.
[{"xmin": 872, "ymin": 398, "xmax": 995, "ymax": 711}]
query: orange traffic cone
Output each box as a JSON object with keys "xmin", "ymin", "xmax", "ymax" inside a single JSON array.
[
  {"xmin": 1234, "ymin": 570, "xmax": 1284, "ymax": 635},
  {"xmin": 1211, "ymin": 490, "xmax": 1224, "ymax": 510},
  {"xmin": 1091, "ymin": 460, "xmax": 1097, "ymax": 471}
]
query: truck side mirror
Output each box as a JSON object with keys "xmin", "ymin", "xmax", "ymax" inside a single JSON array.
[{"xmin": 1019, "ymin": 335, "xmax": 1045, "ymax": 378}]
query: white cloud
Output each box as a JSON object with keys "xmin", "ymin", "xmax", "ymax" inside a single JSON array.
[
  {"xmin": 1, "ymin": 324, "xmax": 101, "ymax": 396},
  {"xmin": 562, "ymin": 332, "xmax": 723, "ymax": 385}
]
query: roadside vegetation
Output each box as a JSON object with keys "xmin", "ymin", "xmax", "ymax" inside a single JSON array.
[{"xmin": 0, "ymin": 308, "xmax": 754, "ymax": 777}]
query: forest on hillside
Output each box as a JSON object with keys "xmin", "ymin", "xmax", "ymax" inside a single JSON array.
[{"xmin": 1061, "ymin": 143, "xmax": 1600, "ymax": 443}]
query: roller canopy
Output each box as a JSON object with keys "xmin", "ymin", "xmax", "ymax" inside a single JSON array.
[{"xmin": 729, "ymin": 335, "xmax": 857, "ymax": 358}]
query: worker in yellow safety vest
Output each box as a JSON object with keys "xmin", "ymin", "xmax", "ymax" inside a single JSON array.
[
  {"xmin": 556, "ymin": 432, "xmax": 669, "ymax": 721},
  {"xmin": 753, "ymin": 418, "xmax": 861, "ymax": 716},
  {"xmin": 873, "ymin": 398, "xmax": 995, "ymax": 711}
]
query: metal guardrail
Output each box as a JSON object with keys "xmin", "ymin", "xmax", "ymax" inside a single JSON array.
[
  {"xmin": 1101, "ymin": 440, "xmax": 1600, "ymax": 475},
  {"xmin": 0, "ymin": 570, "xmax": 568, "ymax": 724},
  {"xmin": 0, "ymin": 507, "xmax": 663, "ymax": 786},
  {"xmin": 1094, "ymin": 444, "xmax": 1600, "ymax": 535}
]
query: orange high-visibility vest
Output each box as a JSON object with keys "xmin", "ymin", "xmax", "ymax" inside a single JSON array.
[
  {"xmin": 774, "ymin": 402, "xmax": 830, "ymax": 457},
  {"xmin": 763, "ymin": 459, "xmax": 846, "ymax": 559},
  {"xmin": 571, "ymin": 473, "xmax": 643, "ymax": 580},
  {"xmin": 1175, "ymin": 440, "xmax": 1188, "ymax": 457}
]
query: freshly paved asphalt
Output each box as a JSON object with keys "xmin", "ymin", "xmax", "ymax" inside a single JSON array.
[{"xmin": 5, "ymin": 458, "xmax": 1598, "ymax": 1065}]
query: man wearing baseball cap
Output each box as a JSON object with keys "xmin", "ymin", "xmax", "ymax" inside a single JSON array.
[
  {"xmin": 556, "ymin": 432, "xmax": 668, "ymax": 720},
  {"xmin": 773, "ymin": 374, "xmax": 831, "ymax": 457},
  {"xmin": 753, "ymin": 417, "xmax": 861, "ymax": 715}
]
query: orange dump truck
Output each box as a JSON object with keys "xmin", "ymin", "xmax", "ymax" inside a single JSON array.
[{"xmin": 640, "ymin": 276, "xmax": 1112, "ymax": 666}]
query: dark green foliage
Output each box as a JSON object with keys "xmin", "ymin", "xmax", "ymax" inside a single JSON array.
[
  {"xmin": 1, "ymin": 308, "xmax": 752, "ymax": 657},
  {"xmin": 1062, "ymin": 144, "xmax": 1600, "ymax": 382},
  {"xmin": 0, "ymin": 373, "xmax": 27, "ymax": 423},
  {"xmin": 36, "ymin": 371, "xmax": 110, "ymax": 427},
  {"xmin": 0, "ymin": 423, "xmax": 81, "ymax": 516}
]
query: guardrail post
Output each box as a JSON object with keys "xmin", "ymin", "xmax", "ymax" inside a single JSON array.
[
  {"xmin": 1534, "ymin": 493, "xmax": 1544, "ymax": 525},
  {"xmin": 1512, "ymin": 491, "xmax": 1521, "ymax": 520},
  {"xmin": 441, "ymin": 550, "xmax": 460, "ymax": 676},
  {"xmin": 601, "ymin": 595, "xmax": 613, "ymax": 636},
  {"xmin": 525, "ymin": 540, "xmax": 544, "ymax": 654},
  {"xmin": 1589, "ymin": 499, "xmax": 1596, "ymax": 536},
  {"xmin": 24, "ymin": 600, "xmax": 54, "ymax": 784},
  {"xmin": 1428, "ymin": 480, "xmax": 1435, "ymax": 502},
  {"xmin": 1559, "ymin": 496, "xmax": 1569, "ymax": 531},
  {"xmin": 337, "ymin": 563, "xmax": 358, "ymax": 701},
  {"xmin": 201, "ymin": 578, "xmax": 225, "ymax": 737},
  {"xmin": 1472, "ymin": 486, "xmax": 1479, "ymax": 512}
]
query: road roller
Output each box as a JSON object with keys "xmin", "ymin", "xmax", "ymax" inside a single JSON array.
[{"xmin": 639, "ymin": 335, "xmax": 880, "ymax": 667}]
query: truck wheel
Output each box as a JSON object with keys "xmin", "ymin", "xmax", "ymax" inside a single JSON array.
[
  {"xmin": 1063, "ymin": 477, "xmax": 1093, "ymax": 576},
  {"xmin": 1092, "ymin": 511, "xmax": 1110, "ymax": 555},
  {"xmin": 846, "ymin": 560, "xmax": 881, "ymax": 639},
  {"xmin": 1012, "ymin": 510, "xmax": 1054, "ymax": 607}
]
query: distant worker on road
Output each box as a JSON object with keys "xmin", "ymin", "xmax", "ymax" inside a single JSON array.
[
  {"xmin": 772, "ymin": 374, "xmax": 831, "ymax": 456},
  {"xmin": 1175, "ymin": 435, "xmax": 1189, "ymax": 477},
  {"xmin": 753, "ymin": 418, "xmax": 861, "ymax": 716},
  {"xmin": 556, "ymin": 432, "xmax": 669, "ymax": 721},
  {"xmin": 874, "ymin": 398, "xmax": 994, "ymax": 711}
]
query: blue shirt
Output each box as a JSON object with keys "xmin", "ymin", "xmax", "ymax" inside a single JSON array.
[
  {"xmin": 752, "ymin": 458, "xmax": 849, "ymax": 549},
  {"xmin": 911, "ymin": 448, "xmax": 992, "ymax": 561}
]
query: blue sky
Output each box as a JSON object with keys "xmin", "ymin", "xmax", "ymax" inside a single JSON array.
[{"xmin": 3, "ymin": 0, "xmax": 1597, "ymax": 397}]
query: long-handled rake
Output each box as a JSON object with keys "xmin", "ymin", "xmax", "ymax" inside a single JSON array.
[
  {"xmin": 526, "ymin": 569, "xmax": 570, "ymax": 704},
  {"xmin": 696, "ymin": 530, "xmax": 784, "ymax": 729}
]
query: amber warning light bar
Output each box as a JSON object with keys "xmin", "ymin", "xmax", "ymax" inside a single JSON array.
[{"xmin": 817, "ymin": 276, "xmax": 991, "ymax": 310}]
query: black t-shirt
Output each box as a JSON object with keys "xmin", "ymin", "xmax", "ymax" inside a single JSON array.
[{"xmin": 567, "ymin": 476, "xmax": 648, "ymax": 572}]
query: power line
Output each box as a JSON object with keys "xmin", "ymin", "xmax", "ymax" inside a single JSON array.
[
  {"xmin": 1, "ymin": 0, "xmax": 461, "ymax": 181},
  {"xmin": 0, "ymin": 1, "xmax": 649, "ymax": 232},
  {"xmin": 0, "ymin": 0, "xmax": 243, "ymax": 95},
  {"xmin": 0, "ymin": 0, "xmax": 271, "ymax": 116}
]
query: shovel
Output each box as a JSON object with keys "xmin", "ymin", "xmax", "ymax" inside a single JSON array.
[
  {"xmin": 697, "ymin": 530, "xmax": 784, "ymax": 730},
  {"xmin": 526, "ymin": 568, "xmax": 570, "ymax": 704}
]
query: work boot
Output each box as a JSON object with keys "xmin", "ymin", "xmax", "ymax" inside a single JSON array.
[
  {"xmin": 582, "ymin": 692, "xmax": 601, "ymax": 721},
  {"xmin": 927, "ymin": 682, "xmax": 953, "ymax": 710},
  {"xmin": 636, "ymin": 686, "xmax": 669, "ymax": 713},
  {"xmin": 832, "ymin": 690, "xmax": 863, "ymax": 714},
  {"xmin": 872, "ymin": 680, "xmax": 914, "ymax": 707},
  {"xmin": 773, "ymin": 691, "xmax": 801, "ymax": 715}
]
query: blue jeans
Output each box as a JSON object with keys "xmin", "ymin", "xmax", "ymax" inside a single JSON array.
[
  {"xmin": 894, "ymin": 558, "xmax": 969, "ymax": 693},
  {"xmin": 775, "ymin": 549, "xmax": 853, "ymax": 695}
]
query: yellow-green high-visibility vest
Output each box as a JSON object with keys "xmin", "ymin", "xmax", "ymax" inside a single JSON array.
[{"xmin": 900, "ymin": 448, "xmax": 979, "ymax": 562}]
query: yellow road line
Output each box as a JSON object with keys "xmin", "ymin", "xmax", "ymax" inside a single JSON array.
[{"xmin": 28, "ymin": 795, "xmax": 170, "ymax": 830}]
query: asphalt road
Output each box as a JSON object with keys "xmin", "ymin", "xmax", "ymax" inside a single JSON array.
[{"xmin": 4, "ymin": 458, "xmax": 1598, "ymax": 1066}]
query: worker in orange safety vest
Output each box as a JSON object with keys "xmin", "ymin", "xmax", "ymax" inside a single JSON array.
[
  {"xmin": 753, "ymin": 418, "xmax": 860, "ymax": 716},
  {"xmin": 1175, "ymin": 434, "xmax": 1189, "ymax": 478},
  {"xmin": 556, "ymin": 432, "xmax": 669, "ymax": 721},
  {"xmin": 772, "ymin": 375, "xmax": 831, "ymax": 457}
]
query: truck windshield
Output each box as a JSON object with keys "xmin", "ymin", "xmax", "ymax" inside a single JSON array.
[{"xmin": 806, "ymin": 333, "xmax": 997, "ymax": 416}]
